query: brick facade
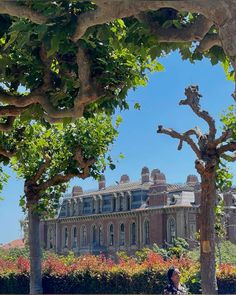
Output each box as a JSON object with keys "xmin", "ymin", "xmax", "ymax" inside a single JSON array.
[{"xmin": 41, "ymin": 167, "xmax": 236, "ymax": 256}]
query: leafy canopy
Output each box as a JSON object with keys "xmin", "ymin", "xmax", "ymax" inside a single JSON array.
[{"xmin": 0, "ymin": 114, "xmax": 120, "ymax": 215}]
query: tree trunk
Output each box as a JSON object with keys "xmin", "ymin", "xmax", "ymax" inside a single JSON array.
[
  {"xmin": 200, "ymin": 173, "xmax": 218, "ymax": 294},
  {"xmin": 28, "ymin": 202, "xmax": 43, "ymax": 294}
]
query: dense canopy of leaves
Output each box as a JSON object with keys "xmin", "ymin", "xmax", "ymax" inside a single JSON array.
[{"xmin": 0, "ymin": 114, "xmax": 120, "ymax": 215}]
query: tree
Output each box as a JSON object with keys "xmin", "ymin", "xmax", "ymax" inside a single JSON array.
[
  {"xmin": 157, "ymin": 85, "xmax": 236, "ymax": 294},
  {"xmin": 0, "ymin": 114, "xmax": 119, "ymax": 294},
  {"xmin": 0, "ymin": 0, "xmax": 235, "ymax": 137}
]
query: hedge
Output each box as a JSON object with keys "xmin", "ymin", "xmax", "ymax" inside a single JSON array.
[{"xmin": 0, "ymin": 271, "xmax": 235, "ymax": 294}]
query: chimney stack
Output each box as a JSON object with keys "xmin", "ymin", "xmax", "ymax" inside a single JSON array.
[
  {"xmin": 120, "ymin": 174, "xmax": 130, "ymax": 184},
  {"xmin": 72, "ymin": 186, "xmax": 83, "ymax": 197},
  {"xmin": 98, "ymin": 175, "xmax": 106, "ymax": 190},
  {"xmin": 186, "ymin": 175, "xmax": 198, "ymax": 186},
  {"xmin": 141, "ymin": 166, "xmax": 150, "ymax": 184}
]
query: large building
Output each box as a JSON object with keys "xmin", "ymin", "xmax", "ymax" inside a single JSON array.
[{"xmin": 40, "ymin": 167, "xmax": 236, "ymax": 256}]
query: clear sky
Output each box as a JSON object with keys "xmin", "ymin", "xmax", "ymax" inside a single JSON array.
[{"xmin": 0, "ymin": 51, "xmax": 235, "ymax": 244}]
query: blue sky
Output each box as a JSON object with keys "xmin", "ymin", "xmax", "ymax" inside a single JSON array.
[{"xmin": 0, "ymin": 51, "xmax": 235, "ymax": 244}]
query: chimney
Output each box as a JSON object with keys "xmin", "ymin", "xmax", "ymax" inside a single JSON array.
[
  {"xmin": 148, "ymin": 171, "xmax": 167, "ymax": 206},
  {"xmin": 186, "ymin": 175, "xmax": 199, "ymax": 186},
  {"xmin": 141, "ymin": 166, "xmax": 150, "ymax": 184},
  {"xmin": 72, "ymin": 186, "xmax": 83, "ymax": 197},
  {"xmin": 151, "ymin": 168, "xmax": 161, "ymax": 181},
  {"xmin": 153, "ymin": 172, "xmax": 166, "ymax": 185},
  {"xmin": 98, "ymin": 174, "xmax": 106, "ymax": 190},
  {"xmin": 120, "ymin": 174, "xmax": 130, "ymax": 184}
]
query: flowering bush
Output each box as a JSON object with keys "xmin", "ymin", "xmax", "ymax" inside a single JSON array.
[{"xmin": 0, "ymin": 248, "xmax": 236, "ymax": 293}]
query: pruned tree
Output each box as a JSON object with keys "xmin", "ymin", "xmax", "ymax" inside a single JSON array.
[
  {"xmin": 0, "ymin": 114, "xmax": 119, "ymax": 294},
  {"xmin": 157, "ymin": 85, "xmax": 236, "ymax": 294}
]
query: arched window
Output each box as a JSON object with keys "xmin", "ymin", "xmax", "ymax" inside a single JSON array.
[
  {"xmin": 144, "ymin": 220, "xmax": 150, "ymax": 245},
  {"xmin": 81, "ymin": 225, "xmax": 87, "ymax": 247},
  {"xmin": 167, "ymin": 217, "xmax": 176, "ymax": 244},
  {"xmin": 64, "ymin": 227, "xmax": 68, "ymax": 248},
  {"xmin": 48, "ymin": 227, "xmax": 54, "ymax": 249},
  {"xmin": 72, "ymin": 226, "xmax": 77, "ymax": 248},
  {"xmin": 98, "ymin": 225, "xmax": 102, "ymax": 246},
  {"xmin": 131, "ymin": 222, "xmax": 136, "ymax": 245},
  {"xmin": 109, "ymin": 224, "xmax": 114, "ymax": 246},
  {"xmin": 119, "ymin": 223, "xmax": 125, "ymax": 246},
  {"xmin": 92, "ymin": 225, "xmax": 97, "ymax": 246}
]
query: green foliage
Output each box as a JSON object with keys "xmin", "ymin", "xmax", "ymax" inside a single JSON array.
[
  {"xmin": 0, "ymin": 165, "xmax": 9, "ymax": 200},
  {"xmin": 0, "ymin": 113, "xmax": 119, "ymax": 216},
  {"xmin": 188, "ymin": 240, "xmax": 236, "ymax": 265},
  {"xmin": 153, "ymin": 238, "xmax": 189, "ymax": 259},
  {"xmin": 0, "ymin": 2, "xmax": 166, "ymax": 120},
  {"xmin": 134, "ymin": 247, "xmax": 150, "ymax": 263}
]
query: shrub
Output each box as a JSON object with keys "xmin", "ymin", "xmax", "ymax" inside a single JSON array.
[{"xmin": 0, "ymin": 247, "xmax": 236, "ymax": 294}]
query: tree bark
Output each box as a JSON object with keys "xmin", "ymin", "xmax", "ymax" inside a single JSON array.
[
  {"xmin": 28, "ymin": 201, "xmax": 43, "ymax": 294},
  {"xmin": 200, "ymin": 172, "xmax": 218, "ymax": 294}
]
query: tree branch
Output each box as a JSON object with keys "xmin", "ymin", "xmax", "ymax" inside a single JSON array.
[
  {"xmin": 0, "ymin": 1, "xmax": 48, "ymax": 24},
  {"xmin": 0, "ymin": 105, "xmax": 27, "ymax": 116},
  {"xmin": 157, "ymin": 125, "xmax": 201, "ymax": 158},
  {"xmin": 0, "ymin": 116, "xmax": 15, "ymax": 132},
  {"xmin": 139, "ymin": 14, "xmax": 213, "ymax": 44},
  {"xmin": 213, "ymin": 129, "xmax": 233, "ymax": 148},
  {"xmin": 196, "ymin": 33, "xmax": 222, "ymax": 53},
  {"xmin": 72, "ymin": 0, "xmax": 209, "ymax": 42},
  {"xmin": 29, "ymin": 154, "xmax": 51, "ymax": 184},
  {"xmin": 221, "ymin": 152, "xmax": 236, "ymax": 162},
  {"xmin": 218, "ymin": 141, "xmax": 236, "ymax": 155},
  {"xmin": 180, "ymin": 85, "xmax": 217, "ymax": 140},
  {"xmin": 0, "ymin": 146, "xmax": 15, "ymax": 158},
  {"xmin": 0, "ymin": 91, "xmax": 41, "ymax": 107}
]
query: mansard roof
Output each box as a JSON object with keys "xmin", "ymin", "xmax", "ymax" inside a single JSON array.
[{"xmin": 64, "ymin": 181, "xmax": 195, "ymax": 200}]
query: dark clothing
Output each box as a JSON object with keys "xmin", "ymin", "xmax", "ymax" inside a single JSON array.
[{"xmin": 164, "ymin": 283, "xmax": 188, "ymax": 294}]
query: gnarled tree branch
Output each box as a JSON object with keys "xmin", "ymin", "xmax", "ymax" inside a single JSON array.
[
  {"xmin": 180, "ymin": 85, "xmax": 217, "ymax": 140},
  {"xmin": 139, "ymin": 13, "xmax": 213, "ymax": 43},
  {"xmin": 157, "ymin": 125, "xmax": 201, "ymax": 158},
  {"xmin": 0, "ymin": 1, "xmax": 48, "ymax": 24},
  {"xmin": 218, "ymin": 141, "xmax": 236, "ymax": 155},
  {"xmin": 197, "ymin": 33, "xmax": 222, "ymax": 53}
]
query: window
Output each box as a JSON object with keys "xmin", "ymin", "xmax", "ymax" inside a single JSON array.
[
  {"xmin": 72, "ymin": 226, "xmax": 77, "ymax": 248},
  {"xmin": 119, "ymin": 223, "xmax": 125, "ymax": 246},
  {"xmin": 83, "ymin": 197, "xmax": 92, "ymax": 214},
  {"xmin": 102, "ymin": 195, "xmax": 112, "ymax": 212},
  {"xmin": 48, "ymin": 227, "xmax": 54, "ymax": 249},
  {"xmin": 98, "ymin": 225, "xmax": 102, "ymax": 246},
  {"xmin": 64, "ymin": 227, "xmax": 68, "ymax": 248},
  {"xmin": 92, "ymin": 225, "xmax": 96, "ymax": 245},
  {"xmin": 167, "ymin": 217, "xmax": 176, "ymax": 243},
  {"xmin": 144, "ymin": 220, "xmax": 150, "ymax": 245},
  {"xmin": 131, "ymin": 222, "xmax": 136, "ymax": 245},
  {"xmin": 109, "ymin": 224, "xmax": 114, "ymax": 246},
  {"xmin": 81, "ymin": 226, "xmax": 87, "ymax": 246}
]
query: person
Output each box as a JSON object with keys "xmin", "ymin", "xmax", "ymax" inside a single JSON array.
[{"xmin": 164, "ymin": 267, "xmax": 188, "ymax": 294}]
